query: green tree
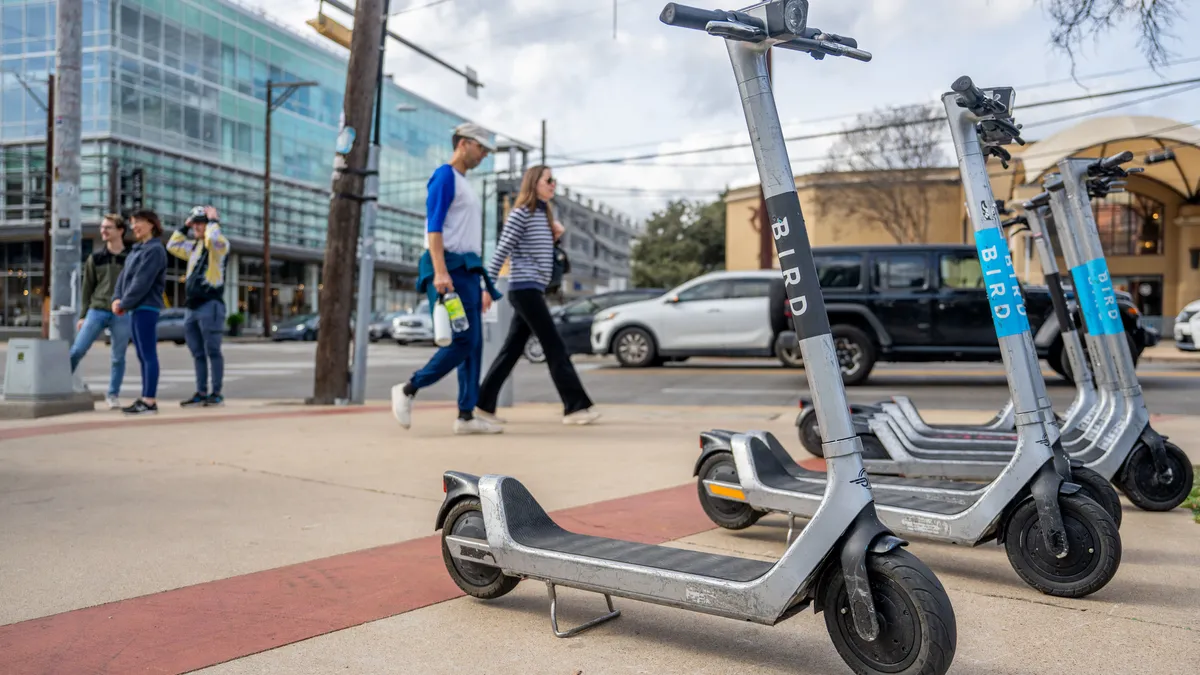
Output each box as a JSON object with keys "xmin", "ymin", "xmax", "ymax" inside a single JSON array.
[{"xmin": 631, "ymin": 195, "xmax": 726, "ymax": 290}]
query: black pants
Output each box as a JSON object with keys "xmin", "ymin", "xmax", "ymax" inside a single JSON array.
[{"xmin": 478, "ymin": 288, "xmax": 593, "ymax": 416}]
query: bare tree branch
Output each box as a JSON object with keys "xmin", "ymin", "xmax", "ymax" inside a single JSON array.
[
  {"xmin": 1038, "ymin": 0, "xmax": 1182, "ymax": 77},
  {"xmin": 813, "ymin": 105, "xmax": 947, "ymax": 245}
]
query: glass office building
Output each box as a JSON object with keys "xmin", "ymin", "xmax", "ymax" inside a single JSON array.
[{"xmin": 1, "ymin": 0, "xmax": 497, "ymax": 330}]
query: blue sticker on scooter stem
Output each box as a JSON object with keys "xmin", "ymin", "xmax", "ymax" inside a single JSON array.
[
  {"xmin": 1085, "ymin": 258, "xmax": 1124, "ymax": 335},
  {"xmin": 974, "ymin": 227, "xmax": 1030, "ymax": 338},
  {"xmin": 1069, "ymin": 265, "xmax": 1099, "ymax": 335}
]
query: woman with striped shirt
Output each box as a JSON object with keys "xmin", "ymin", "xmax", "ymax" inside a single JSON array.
[{"xmin": 476, "ymin": 165, "xmax": 600, "ymax": 425}]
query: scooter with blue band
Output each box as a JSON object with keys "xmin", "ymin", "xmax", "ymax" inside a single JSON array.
[
  {"xmin": 436, "ymin": 4, "xmax": 959, "ymax": 674},
  {"xmin": 1043, "ymin": 152, "xmax": 1193, "ymax": 511},
  {"xmin": 693, "ymin": 76, "xmax": 1123, "ymax": 600}
]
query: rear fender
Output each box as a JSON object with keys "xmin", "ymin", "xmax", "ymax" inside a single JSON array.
[
  {"xmin": 435, "ymin": 471, "xmax": 481, "ymax": 531},
  {"xmin": 694, "ymin": 430, "xmax": 738, "ymax": 476}
]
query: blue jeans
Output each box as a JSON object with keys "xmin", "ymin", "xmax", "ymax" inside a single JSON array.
[
  {"xmin": 69, "ymin": 310, "xmax": 132, "ymax": 397},
  {"xmin": 130, "ymin": 309, "xmax": 160, "ymax": 399},
  {"xmin": 184, "ymin": 299, "xmax": 226, "ymax": 395},
  {"xmin": 409, "ymin": 267, "xmax": 483, "ymax": 413}
]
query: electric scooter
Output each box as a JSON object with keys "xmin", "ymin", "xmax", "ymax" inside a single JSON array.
[
  {"xmin": 437, "ymin": 4, "xmax": 958, "ymax": 674},
  {"xmin": 694, "ymin": 75, "xmax": 1123, "ymax": 599},
  {"xmin": 1043, "ymin": 154, "xmax": 1194, "ymax": 511}
]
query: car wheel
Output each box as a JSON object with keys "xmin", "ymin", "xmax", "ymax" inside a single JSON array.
[
  {"xmin": 613, "ymin": 327, "xmax": 658, "ymax": 368},
  {"xmin": 1048, "ymin": 339, "xmax": 1071, "ymax": 383},
  {"xmin": 304, "ymin": 330, "xmax": 316, "ymax": 341},
  {"xmin": 832, "ymin": 324, "xmax": 876, "ymax": 386},
  {"xmin": 774, "ymin": 332, "xmax": 804, "ymax": 368},
  {"xmin": 524, "ymin": 336, "xmax": 546, "ymax": 363}
]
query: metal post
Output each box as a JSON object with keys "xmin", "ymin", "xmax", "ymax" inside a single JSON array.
[
  {"xmin": 348, "ymin": 0, "xmax": 390, "ymax": 405},
  {"xmin": 540, "ymin": 119, "xmax": 546, "ymax": 167},
  {"xmin": 262, "ymin": 80, "xmax": 274, "ymax": 337},
  {"xmin": 41, "ymin": 73, "xmax": 54, "ymax": 339},
  {"xmin": 481, "ymin": 276, "xmax": 514, "ymax": 408},
  {"xmin": 49, "ymin": 0, "xmax": 82, "ymax": 343}
]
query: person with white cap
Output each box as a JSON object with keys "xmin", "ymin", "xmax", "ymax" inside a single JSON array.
[{"xmin": 391, "ymin": 122, "xmax": 505, "ymax": 434}]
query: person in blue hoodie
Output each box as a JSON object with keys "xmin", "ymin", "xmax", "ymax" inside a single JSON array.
[
  {"xmin": 111, "ymin": 209, "xmax": 168, "ymax": 416},
  {"xmin": 391, "ymin": 123, "xmax": 503, "ymax": 435}
]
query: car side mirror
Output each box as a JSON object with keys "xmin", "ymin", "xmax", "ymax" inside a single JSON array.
[{"xmin": 665, "ymin": 295, "xmax": 680, "ymax": 304}]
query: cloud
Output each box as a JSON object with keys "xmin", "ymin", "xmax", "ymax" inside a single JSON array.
[{"xmin": 245, "ymin": 0, "xmax": 1200, "ymax": 221}]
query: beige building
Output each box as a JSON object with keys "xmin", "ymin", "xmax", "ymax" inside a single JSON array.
[{"xmin": 724, "ymin": 115, "xmax": 1200, "ymax": 325}]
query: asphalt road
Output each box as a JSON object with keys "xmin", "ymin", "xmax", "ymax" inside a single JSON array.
[{"xmin": 6, "ymin": 339, "xmax": 1200, "ymax": 415}]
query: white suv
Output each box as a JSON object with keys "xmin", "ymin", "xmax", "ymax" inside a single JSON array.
[{"xmin": 590, "ymin": 270, "xmax": 787, "ymax": 367}]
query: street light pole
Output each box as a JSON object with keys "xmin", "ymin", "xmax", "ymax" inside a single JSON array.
[{"xmin": 262, "ymin": 79, "xmax": 316, "ymax": 338}]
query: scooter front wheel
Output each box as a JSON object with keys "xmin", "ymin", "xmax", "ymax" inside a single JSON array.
[
  {"xmin": 1004, "ymin": 493, "xmax": 1121, "ymax": 598},
  {"xmin": 1070, "ymin": 466, "xmax": 1123, "ymax": 528},
  {"xmin": 823, "ymin": 549, "xmax": 957, "ymax": 675},
  {"xmin": 441, "ymin": 498, "xmax": 521, "ymax": 599},
  {"xmin": 1119, "ymin": 441, "xmax": 1194, "ymax": 512},
  {"xmin": 696, "ymin": 453, "xmax": 764, "ymax": 530}
]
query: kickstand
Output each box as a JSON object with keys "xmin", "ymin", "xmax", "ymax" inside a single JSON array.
[
  {"xmin": 786, "ymin": 512, "xmax": 797, "ymax": 545},
  {"xmin": 546, "ymin": 581, "xmax": 620, "ymax": 638}
]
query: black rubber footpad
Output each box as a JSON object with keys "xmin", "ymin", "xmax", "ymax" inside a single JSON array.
[{"xmin": 501, "ymin": 479, "xmax": 773, "ymax": 582}]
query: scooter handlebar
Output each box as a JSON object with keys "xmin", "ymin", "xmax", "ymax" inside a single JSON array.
[
  {"xmin": 951, "ymin": 76, "xmax": 987, "ymax": 109},
  {"xmin": 659, "ymin": 3, "xmax": 731, "ymax": 30},
  {"xmin": 1088, "ymin": 150, "xmax": 1136, "ymax": 175}
]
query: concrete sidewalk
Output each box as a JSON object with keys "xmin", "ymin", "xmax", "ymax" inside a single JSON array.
[
  {"xmin": 1, "ymin": 401, "xmax": 1197, "ymax": 674},
  {"xmin": 1140, "ymin": 342, "xmax": 1200, "ymax": 365}
]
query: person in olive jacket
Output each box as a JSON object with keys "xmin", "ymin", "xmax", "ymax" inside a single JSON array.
[
  {"xmin": 111, "ymin": 209, "xmax": 168, "ymax": 416},
  {"xmin": 68, "ymin": 214, "xmax": 131, "ymax": 409}
]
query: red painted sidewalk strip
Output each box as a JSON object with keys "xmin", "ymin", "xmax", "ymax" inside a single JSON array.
[{"xmin": 0, "ymin": 482, "xmax": 715, "ymax": 675}]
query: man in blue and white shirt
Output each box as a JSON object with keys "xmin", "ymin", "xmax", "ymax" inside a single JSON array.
[{"xmin": 392, "ymin": 123, "xmax": 504, "ymax": 435}]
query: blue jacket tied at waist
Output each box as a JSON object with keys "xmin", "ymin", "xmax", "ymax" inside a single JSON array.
[{"xmin": 416, "ymin": 250, "xmax": 503, "ymax": 308}]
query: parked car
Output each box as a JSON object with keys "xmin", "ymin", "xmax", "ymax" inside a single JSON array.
[
  {"xmin": 271, "ymin": 314, "xmax": 319, "ymax": 341},
  {"xmin": 1174, "ymin": 299, "xmax": 1200, "ymax": 351},
  {"xmin": 523, "ymin": 288, "xmax": 665, "ymax": 363},
  {"xmin": 773, "ymin": 244, "xmax": 1157, "ymax": 384},
  {"xmin": 104, "ymin": 307, "xmax": 187, "ymax": 345},
  {"xmin": 368, "ymin": 311, "xmax": 406, "ymax": 342},
  {"xmin": 393, "ymin": 301, "xmax": 434, "ymax": 345},
  {"xmin": 590, "ymin": 271, "xmax": 790, "ymax": 367}
]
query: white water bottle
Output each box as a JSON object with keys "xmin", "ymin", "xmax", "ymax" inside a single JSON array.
[{"xmin": 432, "ymin": 296, "xmax": 452, "ymax": 347}]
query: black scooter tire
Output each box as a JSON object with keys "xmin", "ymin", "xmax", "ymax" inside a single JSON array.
[
  {"xmin": 823, "ymin": 549, "xmax": 957, "ymax": 675},
  {"xmin": 1118, "ymin": 441, "xmax": 1194, "ymax": 512},
  {"xmin": 696, "ymin": 453, "xmax": 764, "ymax": 530},
  {"xmin": 1070, "ymin": 466, "xmax": 1123, "ymax": 529},
  {"xmin": 1004, "ymin": 493, "xmax": 1121, "ymax": 598},
  {"xmin": 441, "ymin": 498, "xmax": 521, "ymax": 599},
  {"xmin": 798, "ymin": 412, "xmax": 824, "ymax": 457}
]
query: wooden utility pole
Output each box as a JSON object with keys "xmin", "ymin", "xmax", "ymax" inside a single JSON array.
[
  {"xmin": 41, "ymin": 74, "xmax": 54, "ymax": 338},
  {"xmin": 311, "ymin": 0, "xmax": 386, "ymax": 404},
  {"xmin": 757, "ymin": 50, "xmax": 774, "ymax": 269}
]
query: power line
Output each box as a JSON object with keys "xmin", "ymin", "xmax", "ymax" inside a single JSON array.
[
  {"xmin": 390, "ymin": 0, "xmax": 453, "ymax": 15},
  {"xmin": 548, "ymin": 75, "xmax": 1200, "ymax": 169},
  {"xmin": 554, "ymin": 54, "xmax": 1200, "ymax": 160}
]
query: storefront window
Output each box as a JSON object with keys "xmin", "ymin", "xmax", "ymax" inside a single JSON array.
[
  {"xmin": 1112, "ymin": 275, "xmax": 1163, "ymax": 318},
  {"xmin": 1091, "ymin": 191, "xmax": 1164, "ymax": 256}
]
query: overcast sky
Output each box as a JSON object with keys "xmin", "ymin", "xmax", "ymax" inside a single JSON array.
[{"xmin": 244, "ymin": 0, "xmax": 1200, "ymax": 222}]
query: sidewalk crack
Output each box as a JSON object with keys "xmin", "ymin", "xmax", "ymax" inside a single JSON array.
[
  {"xmin": 207, "ymin": 462, "xmax": 440, "ymax": 503},
  {"xmin": 956, "ymin": 588, "xmax": 1195, "ymax": 633}
]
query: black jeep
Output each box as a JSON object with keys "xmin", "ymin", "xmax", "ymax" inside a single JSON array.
[{"xmin": 775, "ymin": 244, "xmax": 1158, "ymax": 385}]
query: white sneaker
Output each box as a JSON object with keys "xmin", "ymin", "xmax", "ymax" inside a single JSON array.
[
  {"xmin": 391, "ymin": 384, "xmax": 414, "ymax": 429},
  {"xmin": 563, "ymin": 409, "xmax": 601, "ymax": 426},
  {"xmin": 454, "ymin": 417, "xmax": 504, "ymax": 435},
  {"xmin": 474, "ymin": 409, "xmax": 507, "ymax": 425},
  {"xmin": 106, "ymin": 395, "xmax": 120, "ymax": 410}
]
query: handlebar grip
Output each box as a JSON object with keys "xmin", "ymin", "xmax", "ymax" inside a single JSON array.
[
  {"xmin": 1093, "ymin": 150, "xmax": 1135, "ymax": 172},
  {"xmin": 951, "ymin": 75, "xmax": 986, "ymax": 108},
  {"xmin": 659, "ymin": 3, "xmax": 727, "ymax": 30}
]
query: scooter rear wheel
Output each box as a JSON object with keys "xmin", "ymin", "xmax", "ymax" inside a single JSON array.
[
  {"xmin": 1004, "ymin": 493, "xmax": 1121, "ymax": 598},
  {"xmin": 823, "ymin": 549, "xmax": 957, "ymax": 675},
  {"xmin": 441, "ymin": 498, "xmax": 521, "ymax": 599},
  {"xmin": 696, "ymin": 453, "xmax": 764, "ymax": 530},
  {"xmin": 1070, "ymin": 466, "xmax": 1123, "ymax": 528},
  {"xmin": 1118, "ymin": 441, "xmax": 1194, "ymax": 512}
]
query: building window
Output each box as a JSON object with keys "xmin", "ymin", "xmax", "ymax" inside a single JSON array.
[
  {"xmin": 1112, "ymin": 275, "xmax": 1163, "ymax": 318},
  {"xmin": 1091, "ymin": 191, "xmax": 1164, "ymax": 256}
]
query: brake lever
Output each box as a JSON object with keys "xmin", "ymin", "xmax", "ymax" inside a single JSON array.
[
  {"xmin": 985, "ymin": 145, "xmax": 1013, "ymax": 169},
  {"xmin": 705, "ymin": 19, "xmax": 765, "ymax": 41}
]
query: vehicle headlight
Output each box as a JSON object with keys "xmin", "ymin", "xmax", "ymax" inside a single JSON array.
[{"xmin": 1177, "ymin": 310, "xmax": 1195, "ymax": 323}]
